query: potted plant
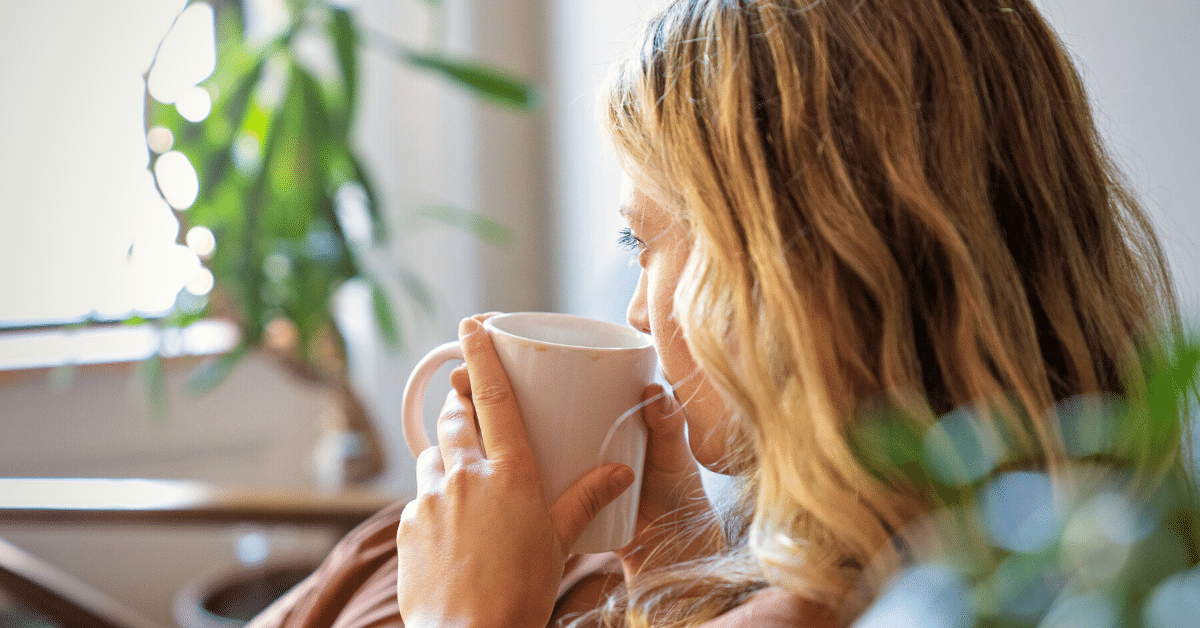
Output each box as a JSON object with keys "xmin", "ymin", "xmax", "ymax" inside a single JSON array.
[{"xmin": 137, "ymin": 0, "xmax": 534, "ymax": 484}]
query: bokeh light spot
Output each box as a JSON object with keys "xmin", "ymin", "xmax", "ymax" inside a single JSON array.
[
  {"xmin": 989, "ymin": 553, "xmax": 1065, "ymax": 620},
  {"xmin": 1144, "ymin": 567, "xmax": 1200, "ymax": 628},
  {"xmin": 146, "ymin": 126, "xmax": 174, "ymax": 153},
  {"xmin": 186, "ymin": 225, "xmax": 216, "ymax": 258},
  {"xmin": 922, "ymin": 405, "xmax": 1002, "ymax": 486},
  {"xmin": 1055, "ymin": 393, "xmax": 1123, "ymax": 457},
  {"xmin": 1041, "ymin": 592, "xmax": 1118, "ymax": 628},
  {"xmin": 264, "ymin": 252, "xmax": 291, "ymax": 282},
  {"xmin": 234, "ymin": 530, "xmax": 271, "ymax": 566},
  {"xmin": 1060, "ymin": 502, "xmax": 1132, "ymax": 585},
  {"xmin": 154, "ymin": 150, "xmax": 199, "ymax": 209},
  {"xmin": 176, "ymin": 85, "xmax": 212, "ymax": 122},
  {"xmin": 854, "ymin": 564, "xmax": 974, "ymax": 628},
  {"xmin": 981, "ymin": 471, "xmax": 1060, "ymax": 553},
  {"xmin": 185, "ymin": 267, "xmax": 214, "ymax": 296},
  {"xmin": 233, "ymin": 132, "xmax": 262, "ymax": 174}
]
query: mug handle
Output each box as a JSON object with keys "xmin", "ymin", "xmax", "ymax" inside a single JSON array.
[{"xmin": 401, "ymin": 341, "xmax": 464, "ymax": 458}]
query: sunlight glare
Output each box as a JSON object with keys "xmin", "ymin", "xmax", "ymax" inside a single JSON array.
[
  {"xmin": 243, "ymin": 0, "xmax": 290, "ymax": 44},
  {"xmin": 185, "ymin": 267, "xmax": 215, "ymax": 296},
  {"xmin": 146, "ymin": 2, "xmax": 216, "ymax": 105},
  {"xmin": 335, "ymin": 182, "xmax": 373, "ymax": 243},
  {"xmin": 171, "ymin": 244, "xmax": 203, "ymax": 287},
  {"xmin": 128, "ymin": 243, "xmax": 199, "ymax": 315}
]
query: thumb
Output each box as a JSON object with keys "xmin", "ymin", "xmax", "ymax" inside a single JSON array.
[
  {"xmin": 643, "ymin": 384, "xmax": 686, "ymax": 440},
  {"xmin": 549, "ymin": 463, "xmax": 636, "ymax": 550},
  {"xmin": 642, "ymin": 385, "xmax": 694, "ymax": 472}
]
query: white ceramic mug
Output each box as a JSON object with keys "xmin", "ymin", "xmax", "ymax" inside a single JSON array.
[{"xmin": 401, "ymin": 312, "xmax": 657, "ymax": 554}]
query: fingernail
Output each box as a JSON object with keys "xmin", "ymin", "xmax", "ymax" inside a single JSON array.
[
  {"xmin": 459, "ymin": 317, "xmax": 481, "ymax": 338},
  {"xmin": 611, "ymin": 465, "xmax": 635, "ymax": 490}
]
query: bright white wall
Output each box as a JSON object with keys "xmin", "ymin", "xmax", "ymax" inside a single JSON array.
[
  {"xmin": 548, "ymin": 0, "xmax": 650, "ymax": 324},
  {"xmin": 1034, "ymin": 0, "xmax": 1200, "ymax": 325},
  {"xmin": 347, "ymin": 0, "xmax": 554, "ymax": 494},
  {"xmin": 548, "ymin": 0, "xmax": 1200, "ymax": 328}
]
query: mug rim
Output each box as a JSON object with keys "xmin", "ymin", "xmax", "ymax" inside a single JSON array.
[{"xmin": 483, "ymin": 311, "xmax": 654, "ymax": 351}]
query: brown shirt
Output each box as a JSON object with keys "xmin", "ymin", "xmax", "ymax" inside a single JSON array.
[{"xmin": 247, "ymin": 501, "xmax": 826, "ymax": 628}]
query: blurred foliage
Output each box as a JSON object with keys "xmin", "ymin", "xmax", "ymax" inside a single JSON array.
[
  {"xmin": 139, "ymin": 0, "xmax": 528, "ymax": 399},
  {"xmin": 851, "ymin": 332, "xmax": 1200, "ymax": 628}
]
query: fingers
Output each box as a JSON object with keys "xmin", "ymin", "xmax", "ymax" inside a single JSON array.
[
  {"xmin": 458, "ymin": 317, "xmax": 535, "ymax": 464},
  {"xmin": 450, "ymin": 364, "xmax": 471, "ymax": 397},
  {"xmin": 642, "ymin": 384, "xmax": 694, "ymax": 473},
  {"xmin": 549, "ymin": 463, "xmax": 636, "ymax": 551},
  {"xmin": 448, "ymin": 309, "xmax": 504, "ymax": 398},
  {"xmin": 642, "ymin": 384, "xmax": 685, "ymax": 436},
  {"xmin": 472, "ymin": 312, "xmax": 503, "ymax": 324},
  {"xmin": 438, "ymin": 390, "xmax": 484, "ymax": 463}
]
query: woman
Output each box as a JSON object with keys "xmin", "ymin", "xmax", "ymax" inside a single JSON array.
[{"xmin": 250, "ymin": 0, "xmax": 1190, "ymax": 626}]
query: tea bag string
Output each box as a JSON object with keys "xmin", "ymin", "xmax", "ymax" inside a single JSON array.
[{"xmin": 595, "ymin": 368, "xmax": 701, "ymax": 465}]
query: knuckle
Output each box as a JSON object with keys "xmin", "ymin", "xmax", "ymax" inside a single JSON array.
[
  {"xmin": 400, "ymin": 492, "xmax": 439, "ymax": 525},
  {"xmin": 491, "ymin": 456, "xmax": 538, "ymax": 485},
  {"xmin": 437, "ymin": 412, "xmax": 471, "ymax": 437},
  {"xmin": 449, "ymin": 365, "xmax": 472, "ymax": 394},
  {"xmin": 417, "ymin": 445, "xmax": 441, "ymax": 466},
  {"xmin": 577, "ymin": 487, "xmax": 605, "ymax": 519},
  {"xmin": 442, "ymin": 462, "xmax": 482, "ymax": 496},
  {"xmin": 470, "ymin": 380, "xmax": 513, "ymax": 408},
  {"xmin": 398, "ymin": 500, "xmax": 417, "ymax": 525}
]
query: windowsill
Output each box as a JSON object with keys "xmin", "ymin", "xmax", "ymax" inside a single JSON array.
[{"xmin": 0, "ymin": 319, "xmax": 239, "ymax": 373}]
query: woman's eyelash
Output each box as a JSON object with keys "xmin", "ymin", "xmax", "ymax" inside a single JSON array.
[{"xmin": 617, "ymin": 227, "xmax": 644, "ymax": 251}]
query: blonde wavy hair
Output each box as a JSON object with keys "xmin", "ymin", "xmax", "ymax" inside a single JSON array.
[{"xmin": 585, "ymin": 0, "xmax": 1182, "ymax": 626}]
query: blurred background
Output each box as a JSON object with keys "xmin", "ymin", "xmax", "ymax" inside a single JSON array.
[{"xmin": 0, "ymin": 0, "xmax": 1195, "ymax": 625}]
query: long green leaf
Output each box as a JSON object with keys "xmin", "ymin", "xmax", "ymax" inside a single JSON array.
[
  {"xmin": 239, "ymin": 75, "xmax": 290, "ymax": 344},
  {"xmin": 295, "ymin": 65, "xmax": 332, "ymax": 173},
  {"xmin": 329, "ymin": 7, "xmax": 359, "ymax": 117},
  {"xmin": 349, "ymin": 155, "xmax": 386, "ymax": 244},
  {"xmin": 199, "ymin": 148, "xmax": 232, "ymax": 204},
  {"xmin": 416, "ymin": 204, "xmax": 513, "ymax": 248},
  {"xmin": 139, "ymin": 352, "xmax": 169, "ymax": 422},
  {"xmin": 187, "ymin": 345, "xmax": 249, "ymax": 396},
  {"xmin": 399, "ymin": 268, "xmax": 435, "ymax": 318},
  {"xmin": 367, "ymin": 279, "xmax": 401, "ymax": 351},
  {"xmin": 402, "ymin": 52, "xmax": 538, "ymax": 110},
  {"xmin": 223, "ymin": 57, "xmax": 268, "ymax": 135}
]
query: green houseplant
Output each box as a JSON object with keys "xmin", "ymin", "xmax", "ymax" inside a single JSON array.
[
  {"xmin": 138, "ymin": 0, "xmax": 533, "ymax": 483},
  {"xmin": 850, "ymin": 332, "xmax": 1200, "ymax": 628}
]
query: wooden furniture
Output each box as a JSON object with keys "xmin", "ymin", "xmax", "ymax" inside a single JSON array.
[
  {"xmin": 0, "ymin": 478, "xmax": 398, "ymax": 628},
  {"xmin": 0, "ymin": 478, "xmax": 396, "ymax": 536}
]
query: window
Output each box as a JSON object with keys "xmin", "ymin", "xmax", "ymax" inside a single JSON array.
[{"xmin": 0, "ymin": 2, "xmax": 216, "ymax": 329}]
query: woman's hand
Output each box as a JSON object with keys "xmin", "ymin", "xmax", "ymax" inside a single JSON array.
[
  {"xmin": 396, "ymin": 316, "xmax": 636, "ymax": 628},
  {"xmin": 617, "ymin": 384, "xmax": 723, "ymax": 578}
]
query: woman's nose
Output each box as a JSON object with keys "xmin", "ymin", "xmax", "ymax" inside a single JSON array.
[{"xmin": 626, "ymin": 270, "xmax": 650, "ymax": 334}]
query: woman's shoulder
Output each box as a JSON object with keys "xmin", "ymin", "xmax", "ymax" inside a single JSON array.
[{"xmin": 697, "ymin": 587, "xmax": 836, "ymax": 628}]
